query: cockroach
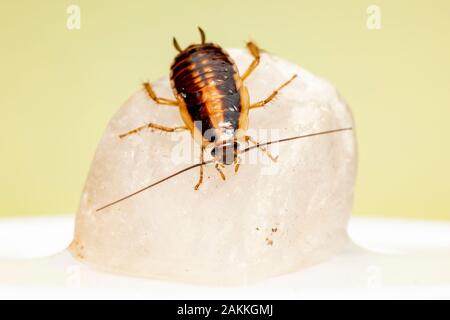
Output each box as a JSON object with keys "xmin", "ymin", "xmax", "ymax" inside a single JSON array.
[
  {"xmin": 120, "ymin": 27, "xmax": 297, "ymax": 187},
  {"xmin": 96, "ymin": 28, "xmax": 352, "ymax": 212}
]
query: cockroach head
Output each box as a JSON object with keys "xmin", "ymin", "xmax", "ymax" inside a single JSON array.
[{"xmin": 211, "ymin": 141, "xmax": 240, "ymax": 165}]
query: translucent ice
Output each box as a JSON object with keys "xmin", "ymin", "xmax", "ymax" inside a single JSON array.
[{"xmin": 70, "ymin": 48, "xmax": 356, "ymax": 285}]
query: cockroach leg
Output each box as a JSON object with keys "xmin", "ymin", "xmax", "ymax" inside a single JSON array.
[
  {"xmin": 119, "ymin": 123, "xmax": 187, "ymax": 139},
  {"xmin": 245, "ymin": 135, "xmax": 278, "ymax": 162},
  {"xmin": 143, "ymin": 82, "xmax": 179, "ymax": 106},
  {"xmin": 249, "ymin": 74, "xmax": 298, "ymax": 109},
  {"xmin": 241, "ymin": 42, "xmax": 261, "ymax": 81},
  {"xmin": 234, "ymin": 156, "xmax": 241, "ymax": 173},
  {"xmin": 194, "ymin": 147, "xmax": 205, "ymax": 190},
  {"xmin": 215, "ymin": 163, "xmax": 226, "ymax": 181}
]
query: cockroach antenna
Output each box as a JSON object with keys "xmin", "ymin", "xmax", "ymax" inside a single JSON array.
[{"xmin": 96, "ymin": 127, "xmax": 353, "ymax": 212}]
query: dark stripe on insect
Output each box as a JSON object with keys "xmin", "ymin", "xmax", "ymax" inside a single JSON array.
[{"xmin": 171, "ymin": 44, "xmax": 241, "ymax": 140}]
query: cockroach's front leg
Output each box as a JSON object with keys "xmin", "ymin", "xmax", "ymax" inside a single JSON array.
[
  {"xmin": 194, "ymin": 146, "xmax": 205, "ymax": 190},
  {"xmin": 245, "ymin": 135, "xmax": 278, "ymax": 162},
  {"xmin": 250, "ymin": 74, "xmax": 297, "ymax": 109},
  {"xmin": 215, "ymin": 163, "xmax": 226, "ymax": 181},
  {"xmin": 234, "ymin": 152, "xmax": 241, "ymax": 173},
  {"xmin": 241, "ymin": 42, "xmax": 261, "ymax": 82},
  {"xmin": 143, "ymin": 82, "xmax": 179, "ymax": 106},
  {"xmin": 119, "ymin": 123, "xmax": 187, "ymax": 139}
]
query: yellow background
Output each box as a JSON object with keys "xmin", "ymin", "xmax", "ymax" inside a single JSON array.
[{"xmin": 1, "ymin": 0, "xmax": 449, "ymax": 219}]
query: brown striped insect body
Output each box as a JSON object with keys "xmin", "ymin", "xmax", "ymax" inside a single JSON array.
[
  {"xmin": 119, "ymin": 27, "xmax": 298, "ymax": 190},
  {"xmin": 170, "ymin": 41, "xmax": 248, "ymax": 166},
  {"xmin": 95, "ymin": 28, "xmax": 354, "ymax": 212}
]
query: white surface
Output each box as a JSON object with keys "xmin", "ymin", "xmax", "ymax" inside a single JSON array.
[{"xmin": 0, "ymin": 215, "xmax": 450, "ymax": 299}]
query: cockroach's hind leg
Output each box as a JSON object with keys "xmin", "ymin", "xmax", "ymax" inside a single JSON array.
[
  {"xmin": 215, "ymin": 163, "xmax": 226, "ymax": 181},
  {"xmin": 245, "ymin": 135, "xmax": 278, "ymax": 162},
  {"xmin": 250, "ymin": 74, "xmax": 298, "ymax": 109},
  {"xmin": 194, "ymin": 147, "xmax": 205, "ymax": 190},
  {"xmin": 143, "ymin": 82, "xmax": 179, "ymax": 106},
  {"xmin": 119, "ymin": 123, "xmax": 187, "ymax": 139},
  {"xmin": 194, "ymin": 165, "xmax": 204, "ymax": 190},
  {"xmin": 241, "ymin": 41, "xmax": 261, "ymax": 81}
]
